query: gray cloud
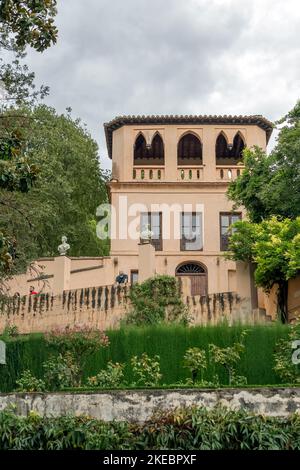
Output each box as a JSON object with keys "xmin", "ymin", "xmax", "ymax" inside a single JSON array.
[{"xmin": 25, "ymin": 0, "xmax": 300, "ymax": 168}]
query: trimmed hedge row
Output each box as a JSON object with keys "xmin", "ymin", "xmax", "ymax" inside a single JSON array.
[
  {"xmin": 0, "ymin": 324, "xmax": 289, "ymax": 392},
  {"xmin": 1, "ymin": 406, "xmax": 300, "ymax": 450}
]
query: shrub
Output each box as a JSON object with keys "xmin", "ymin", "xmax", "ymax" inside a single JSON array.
[
  {"xmin": 16, "ymin": 370, "xmax": 46, "ymax": 392},
  {"xmin": 183, "ymin": 347, "xmax": 207, "ymax": 383},
  {"xmin": 2, "ymin": 324, "xmax": 19, "ymax": 339},
  {"xmin": 131, "ymin": 353, "xmax": 162, "ymax": 386},
  {"xmin": 139, "ymin": 406, "xmax": 300, "ymax": 450},
  {"xmin": 43, "ymin": 352, "xmax": 80, "ymax": 390},
  {"xmin": 126, "ymin": 275, "xmax": 188, "ymax": 326},
  {"xmin": 45, "ymin": 325, "xmax": 109, "ymax": 384},
  {"xmin": 209, "ymin": 330, "xmax": 248, "ymax": 386},
  {"xmin": 0, "ymin": 324, "xmax": 290, "ymax": 393},
  {"xmin": 1, "ymin": 406, "xmax": 300, "ymax": 450},
  {"xmin": 87, "ymin": 361, "xmax": 125, "ymax": 388},
  {"xmin": 273, "ymin": 321, "xmax": 300, "ymax": 384}
]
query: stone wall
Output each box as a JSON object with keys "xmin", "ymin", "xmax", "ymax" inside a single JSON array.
[
  {"xmin": 0, "ymin": 388, "xmax": 299, "ymax": 421},
  {"xmin": 186, "ymin": 292, "xmax": 262, "ymax": 325},
  {"xmin": 0, "ymin": 285, "xmax": 130, "ymax": 334},
  {"xmin": 0, "ymin": 286, "xmax": 269, "ymax": 334},
  {"xmin": 0, "ymin": 284, "xmax": 266, "ymax": 334}
]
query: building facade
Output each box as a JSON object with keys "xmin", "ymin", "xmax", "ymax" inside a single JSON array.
[
  {"xmin": 105, "ymin": 114, "xmax": 272, "ymax": 296},
  {"xmin": 5, "ymin": 114, "xmax": 300, "ymax": 325},
  {"xmin": 5, "ymin": 114, "xmax": 276, "ymax": 301}
]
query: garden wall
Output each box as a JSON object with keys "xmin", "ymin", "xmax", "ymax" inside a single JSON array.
[
  {"xmin": 0, "ymin": 283, "xmax": 268, "ymax": 334},
  {"xmin": 1, "ymin": 388, "xmax": 300, "ymax": 421}
]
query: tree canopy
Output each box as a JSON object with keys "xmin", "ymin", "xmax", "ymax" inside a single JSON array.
[
  {"xmin": 228, "ymin": 217, "xmax": 300, "ymax": 289},
  {"xmin": 228, "ymin": 215, "xmax": 300, "ymax": 322},
  {"xmin": 0, "ymin": 0, "xmax": 58, "ymax": 105},
  {"xmin": 228, "ymin": 101, "xmax": 300, "ymax": 222},
  {"xmin": 0, "ymin": 0, "xmax": 57, "ymax": 52},
  {"xmin": 0, "ymin": 105, "xmax": 109, "ymax": 281},
  {"xmin": 227, "ymin": 100, "xmax": 300, "ymax": 322}
]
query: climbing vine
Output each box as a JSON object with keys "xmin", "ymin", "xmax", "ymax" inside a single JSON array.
[{"xmin": 126, "ymin": 275, "xmax": 188, "ymax": 326}]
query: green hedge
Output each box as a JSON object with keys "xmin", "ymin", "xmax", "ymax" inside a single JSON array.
[
  {"xmin": 0, "ymin": 324, "xmax": 289, "ymax": 392},
  {"xmin": 1, "ymin": 406, "xmax": 300, "ymax": 449}
]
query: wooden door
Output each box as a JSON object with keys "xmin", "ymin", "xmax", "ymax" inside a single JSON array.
[{"xmin": 189, "ymin": 274, "xmax": 207, "ymax": 296}]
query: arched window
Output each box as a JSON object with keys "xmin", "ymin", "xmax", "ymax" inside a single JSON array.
[
  {"xmin": 134, "ymin": 134, "xmax": 147, "ymax": 161},
  {"xmin": 232, "ymin": 132, "xmax": 245, "ymax": 161},
  {"xmin": 177, "ymin": 133, "xmax": 202, "ymax": 165},
  {"xmin": 216, "ymin": 133, "xmax": 229, "ymax": 160},
  {"xmin": 216, "ymin": 132, "xmax": 245, "ymax": 165},
  {"xmin": 151, "ymin": 133, "xmax": 164, "ymax": 160},
  {"xmin": 176, "ymin": 262, "xmax": 206, "ymax": 274},
  {"xmin": 133, "ymin": 133, "xmax": 164, "ymax": 165},
  {"xmin": 175, "ymin": 261, "xmax": 207, "ymax": 296}
]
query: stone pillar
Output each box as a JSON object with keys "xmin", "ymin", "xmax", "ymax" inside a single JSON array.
[
  {"xmin": 138, "ymin": 242, "xmax": 155, "ymax": 283},
  {"xmin": 236, "ymin": 261, "xmax": 251, "ymax": 299},
  {"xmin": 202, "ymin": 126, "xmax": 216, "ymax": 182},
  {"xmin": 236, "ymin": 261, "xmax": 258, "ymax": 308},
  {"xmin": 53, "ymin": 256, "xmax": 71, "ymax": 295}
]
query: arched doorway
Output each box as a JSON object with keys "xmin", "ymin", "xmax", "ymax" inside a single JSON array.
[{"xmin": 175, "ymin": 262, "xmax": 207, "ymax": 296}]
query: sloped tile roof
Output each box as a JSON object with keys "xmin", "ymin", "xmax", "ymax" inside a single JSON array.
[{"xmin": 104, "ymin": 114, "xmax": 273, "ymax": 159}]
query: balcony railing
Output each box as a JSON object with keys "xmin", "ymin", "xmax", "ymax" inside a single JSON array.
[
  {"xmin": 216, "ymin": 165, "xmax": 244, "ymax": 181},
  {"xmin": 177, "ymin": 166, "xmax": 204, "ymax": 181},
  {"xmin": 131, "ymin": 165, "xmax": 242, "ymax": 182},
  {"xmin": 133, "ymin": 166, "xmax": 165, "ymax": 181}
]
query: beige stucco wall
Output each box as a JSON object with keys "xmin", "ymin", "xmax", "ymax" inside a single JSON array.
[
  {"xmin": 257, "ymin": 276, "xmax": 300, "ymax": 322},
  {"xmin": 108, "ymin": 183, "xmax": 244, "ymax": 294},
  {"xmin": 112, "ymin": 123, "xmax": 267, "ymax": 183},
  {"xmin": 4, "ymin": 122, "xmax": 269, "ymax": 311},
  {"xmin": 107, "ymin": 122, "xmax": 266, "ymax": 296},
  {"xmin": 0, "ymin": 284, "xmax": 263, "ymax": 335},
  {"xmin": 4, "ymin": 257, "xmax": 114, "ymax": 296},
  {"xmin": 288, "ymin": 276, "xmax": 300, "ymax": 320}
]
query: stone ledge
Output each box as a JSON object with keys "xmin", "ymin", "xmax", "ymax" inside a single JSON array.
[{"xmin": 0, "ymin": 388, "xmax": 299, "ymax": 422}]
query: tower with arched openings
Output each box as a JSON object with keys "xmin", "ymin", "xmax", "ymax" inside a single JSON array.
[{"xmin": 104, "ymin": 114, "xmax": 272, "ymax": 297}]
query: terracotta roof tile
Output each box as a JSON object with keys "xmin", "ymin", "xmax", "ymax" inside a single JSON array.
[{"xmin": 104, "ymin": 114, "xmax": 273, "ymax": 159}]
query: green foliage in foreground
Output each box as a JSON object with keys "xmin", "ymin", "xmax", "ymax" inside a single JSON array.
[
  {"xmin": 0, "ymin": 324, "xmax": 290, "ymax": 392},
  {"xmin": 1, "ymin": 406, "xmax": 300, "ymax": 450}
]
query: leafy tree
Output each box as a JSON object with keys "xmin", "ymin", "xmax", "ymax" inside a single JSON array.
[
  {"xmin": 0, "ymin": 0, "xmax": 57, "ymax": 52},
  {"xmin": 228, "ymin": 101, "xmax": 300, "ymax": 222},
  {"xmin": 0, "ymin": 0, "xmax": 58, "ymax": 104},
  {"xmin": 228, "ymin": 217, "xmax": 300, "ymax": 322},
  {"xmin": 1, "ymin": 105, "xmax": 110, "ymax": 273},
  {"xmin": 0, "ymin": 2, "xmax": 58, "ymax": 286},
  {"xmin": 45, "ymin": 325, "xmax": 110, "ymax": 384},
  {"xmin": 0, "ymin": 111, "xmax": 38, "ymax": 283}
]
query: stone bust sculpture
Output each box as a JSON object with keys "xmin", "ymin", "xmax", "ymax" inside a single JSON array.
[
  {"xmin": 58, "ymin": 235, "xmax": 70, "ymax": 256},
  {"xmin": 140, "ymin": 224, "xmax": 154, "ymax": 243}
]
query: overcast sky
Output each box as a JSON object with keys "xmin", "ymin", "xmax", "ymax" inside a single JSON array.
[{"xmin": 26, "ymin": 0, "xmax": 300, "ymax": 170}]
